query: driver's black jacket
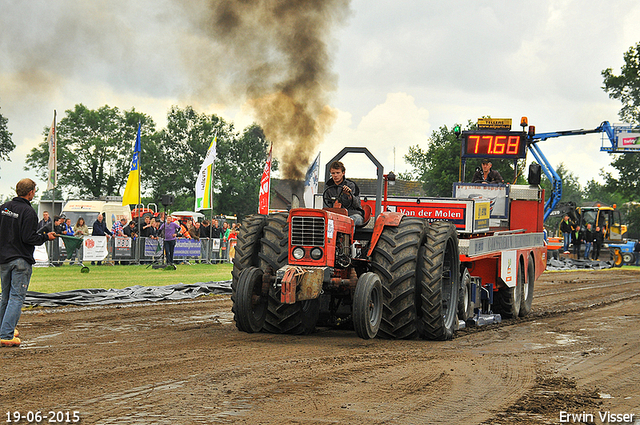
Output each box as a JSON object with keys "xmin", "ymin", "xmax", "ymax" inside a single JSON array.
[{"xmin": 324, "ymin": 178, "xmax": 364, "ymax": 218}]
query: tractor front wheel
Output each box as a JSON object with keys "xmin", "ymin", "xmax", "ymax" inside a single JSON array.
[
  {"xmin": 353, "ymin": 272, "xmax": 383, "ymax": 339},
  {"xmin": 235, "ymin": 267, "xmax": 267, "ymax": 333},
  {"xmin": 417, "ymin": 221, "xmax": 460, "ymax": 340}
]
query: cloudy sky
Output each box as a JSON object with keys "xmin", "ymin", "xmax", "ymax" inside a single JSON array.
[{"xmin": 1, "ymin": 0, "xmax": 639, "ymax": 201}]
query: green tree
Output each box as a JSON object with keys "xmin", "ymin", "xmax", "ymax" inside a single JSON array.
[
  {"xmin": 25, "ymin": 104, "xmax": 155, "ymax": 198},
  {"xmin": 402, "ymin": 122, "xmax": 521, "ymax": 196},
  {"xmin": 0, "ymin": 107, "xmax": 16, "ymax": 171},
  {"xmin": 214, "ymin": 124, "xmax": 274, "ymax": 219},
  {"xmin": 604, "ymin": 154, "xmax": 640, "ymax": 201},
  {"xmin": 602, "ymin": 43, "xmax": 640, "ymax": 202},
  {"xmin": 146, "ymin": 106, "xmax": 230, "ymax": 209},
  {"xmin": 540, "ymin": 162, "xmax": 583, "ymax": 205},
  {"xmin": 602, "ymin": 42, "xmax": 640, "ymax": 124},
  {"xmin": 583, "ymin": 170, "xmax": 627, "ymax": 206}
]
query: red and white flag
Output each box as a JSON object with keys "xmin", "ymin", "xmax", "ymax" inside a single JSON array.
[{"xmin": 258, "ymin": 144, "xmax": 272, "ymax": 215}]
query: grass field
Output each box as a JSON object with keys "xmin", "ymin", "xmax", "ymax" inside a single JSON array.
[{"xmin": 27, "ymin": 263, "xmax": 233, "ymax": 293}]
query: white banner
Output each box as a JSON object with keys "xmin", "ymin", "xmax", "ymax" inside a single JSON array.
[
  {"xmin": 82, "ymin": 236, "xmax": 109, "ymax": 261},
  {"xmin": 34, "ymin": 243, "xmax": 49, "ymax": 266}
]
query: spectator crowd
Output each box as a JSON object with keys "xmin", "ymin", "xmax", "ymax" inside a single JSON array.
[{"xmin": 36, "ymin": 210, "xmax": 241, "ymax": 265}]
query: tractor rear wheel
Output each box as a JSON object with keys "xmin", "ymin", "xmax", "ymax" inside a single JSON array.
[
  {"xmin": 370, "ymin": 217, "xmax": 425, "ymax": 339},
  {"xmin": 612, "ymin": 248, "xmax": 623, "ymax": 267},
  {"xmin": 231, "ymin": 215, "xmax": 267, "ymax": 326},
  {"xmin": 235, "ymin": 267, "xmax": 267, "ymax": 333},
  {"xmin": 260, "ymin": 212, "xmax": 319, "ymax": 335},
  {"xmin": 417, "ymin": 221, "xmax": 460, "ymax": 340},
  {"xmin": 353, "ymin": 272, "xmax": 383, "ymax": 339},
  {"xmin": 519, "ymin": 255, "xmax": 535, "ymax": 317},
  {"xmin": 494, "ymin": 259, "xmax": 523, "ymax": 319}
]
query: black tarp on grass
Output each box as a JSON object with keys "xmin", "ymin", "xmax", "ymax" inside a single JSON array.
[
  {"xmin": 546, "ymin": 257, "xmax": 614, "ymax": 271},
  {"xmin": 24, "ymin": 281, "xmax": 232, "ymax": 308}
]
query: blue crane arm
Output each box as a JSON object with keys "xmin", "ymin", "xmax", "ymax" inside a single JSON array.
[
  {"xmin": 532, "ymin": 121, "xmax": 614, "ymax": 143},
  {"xmin": 527, "ymin": 143, "xmax": 561, "ymax": 221},
  {"xmin": 528, "ymin": 121, "xmax": 615, "ymax": 221}
]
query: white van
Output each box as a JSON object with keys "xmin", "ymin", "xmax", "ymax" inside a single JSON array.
[{"xmin": 62, "ymin": 199, "xmax": 132, "ymax": 232}]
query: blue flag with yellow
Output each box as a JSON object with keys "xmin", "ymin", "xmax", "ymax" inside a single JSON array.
[{"xmin": 122, "ymin": 123, "xmax": 141, "ymax": 206}]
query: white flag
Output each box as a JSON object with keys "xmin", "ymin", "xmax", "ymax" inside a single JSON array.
[
  {"xmin": 195, "ymin": 136, "xmax": 217, "ymax": 210},
  {"xmin": 303, "ymin": 152, "xmax": 320, "ymax": 208}
]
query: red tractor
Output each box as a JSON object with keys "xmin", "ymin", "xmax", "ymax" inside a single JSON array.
[
  {"xmin": 232, "ymin": 143, "xmax": 546, "ymax": 339},
  {"xmin": 232, "ymin": 148, "xmax": 461, "ymax": 340}
]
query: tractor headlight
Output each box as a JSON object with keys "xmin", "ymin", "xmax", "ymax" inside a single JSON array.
[
  {"xmin": 310, "ymin": 247, "xmax": 323, "ymax": 260},
  {"xmin": 292, "ymin": 247, "xmax": 305, "ymax": 260}
]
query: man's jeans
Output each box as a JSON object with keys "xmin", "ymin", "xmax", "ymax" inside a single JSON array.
[
  {"xmin": 584, "ymin": 242, "xmax": 592, "ymax": 260},
  {"xmin": 563, "ymin": 232, "xmax": 571, "ymax": 252},
  {"xmin": 0, "ymin": 258, "xmax": 33, "ymax": 340}
]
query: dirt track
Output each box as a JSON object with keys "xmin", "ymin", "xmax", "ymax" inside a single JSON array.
[{"xmin": 2, "ymin": 268, "xmax": 640, "ymax": 424}]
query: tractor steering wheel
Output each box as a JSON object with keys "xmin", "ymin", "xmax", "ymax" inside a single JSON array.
[{"xmin": 323, "ymin": 185, "xmax": 353, "ymax": 210}]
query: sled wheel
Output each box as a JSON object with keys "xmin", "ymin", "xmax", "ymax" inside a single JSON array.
[
  {"xmin": 494, "ymin": 258, "xmax": 523, "ymax": 319},
  {"xmin": 458, "ymin": 268, "xmax": 473, "ymax": 321},
  {"xmin": 353, "ymin": 272, "xmax": 383, "ymax": 339},
  {"xmin": 519, "ymin": 254, "xmax": 535, "ymax": 317}
]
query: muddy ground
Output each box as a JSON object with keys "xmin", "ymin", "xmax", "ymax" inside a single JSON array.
[{"xmin": 2, "ymin": 268, "xmax": 640, "ymax": 425}]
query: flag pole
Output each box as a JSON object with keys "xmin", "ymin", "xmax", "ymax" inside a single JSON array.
[
  {"xmin": 51, "ymin": 110, "xmax": 57, "ymax": 215},
  {"xmin": 208, "ymin": 128, "xmax": 218, "ymax": 241},
  {"xmin": 137, "ymin": 122, "xmax": 142, "ymax": 251}
]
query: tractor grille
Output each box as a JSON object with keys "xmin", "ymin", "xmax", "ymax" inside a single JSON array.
[{"xmin": 291, "ymin": 216, "xmax": 325, "ymax": 247}]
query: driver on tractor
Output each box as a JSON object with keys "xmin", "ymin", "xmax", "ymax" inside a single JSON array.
[{"xmin": 324, "ymin": 161, "xmax": 365, "ymax": 226}]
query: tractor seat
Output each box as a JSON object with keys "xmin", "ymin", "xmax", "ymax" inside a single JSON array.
[{"xmin": 360, "ymin": 204, "xmax": 372, "ymax": 227}]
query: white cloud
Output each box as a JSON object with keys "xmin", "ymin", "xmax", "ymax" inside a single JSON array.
[{"xmin": 313, "ymin": 92, "xmax": 430, "ymax": 179}]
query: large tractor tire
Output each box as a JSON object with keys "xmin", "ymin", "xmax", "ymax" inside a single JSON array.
[
  {"xmin": 353, "ymin": 272, "xmax": 383, "ymax": 339},
  {"xmin": 519, "ymin": 254, "xmax": 535, "ymax": 317},
  {"xmin": 231, "ymin": 215, "xmax": 267, "ymax": 329},
  {"xmin": 260, "ymin": 213, "xmax": 319, "ymax": 335},
  {"xmin": 235, "ymin": 267, "xmax": 267, "ymax": 333},
  {"xmin": 494, "ymin": 258, "xmax": 523, "ymax": 319},
  {"xmin": 370, "ymin": 217, "xmax": 425, "ymax": 339},
  {"xmin": 417, "ymin": 221, "xmax": 460, "ymax": 340}
]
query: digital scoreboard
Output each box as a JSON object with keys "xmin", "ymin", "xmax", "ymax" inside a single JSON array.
[{"xmin": 461, "ymin": 132, "xmax": 527, "ymax": 159}]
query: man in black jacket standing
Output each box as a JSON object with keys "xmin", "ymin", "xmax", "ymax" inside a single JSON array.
[
  {"xmin": 0, "ymin": 179, "xmax": 56, "ymax": 347},
  {"xmin": 593, "ymin": 226, "xmax": 604, "ymax": 260}
]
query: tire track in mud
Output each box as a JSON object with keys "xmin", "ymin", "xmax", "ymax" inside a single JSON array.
[{"xmin": 2, "ymin": 269, "xmax": 639, "ymax": 424}]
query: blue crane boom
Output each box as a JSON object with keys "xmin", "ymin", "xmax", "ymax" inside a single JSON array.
[{"xmin": 528, "ymin": 120, "xmax": 639, "ymax": 221}]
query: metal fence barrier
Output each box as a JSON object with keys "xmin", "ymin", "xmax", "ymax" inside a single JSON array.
[{"xmin": 40, "ymin": 237, "xmax": 236, "ymax": 266}]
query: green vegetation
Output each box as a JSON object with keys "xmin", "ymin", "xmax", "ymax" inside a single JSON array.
[{"xmin": 27, "ymin": 263, "xmax": 233, "ymax": 294}]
